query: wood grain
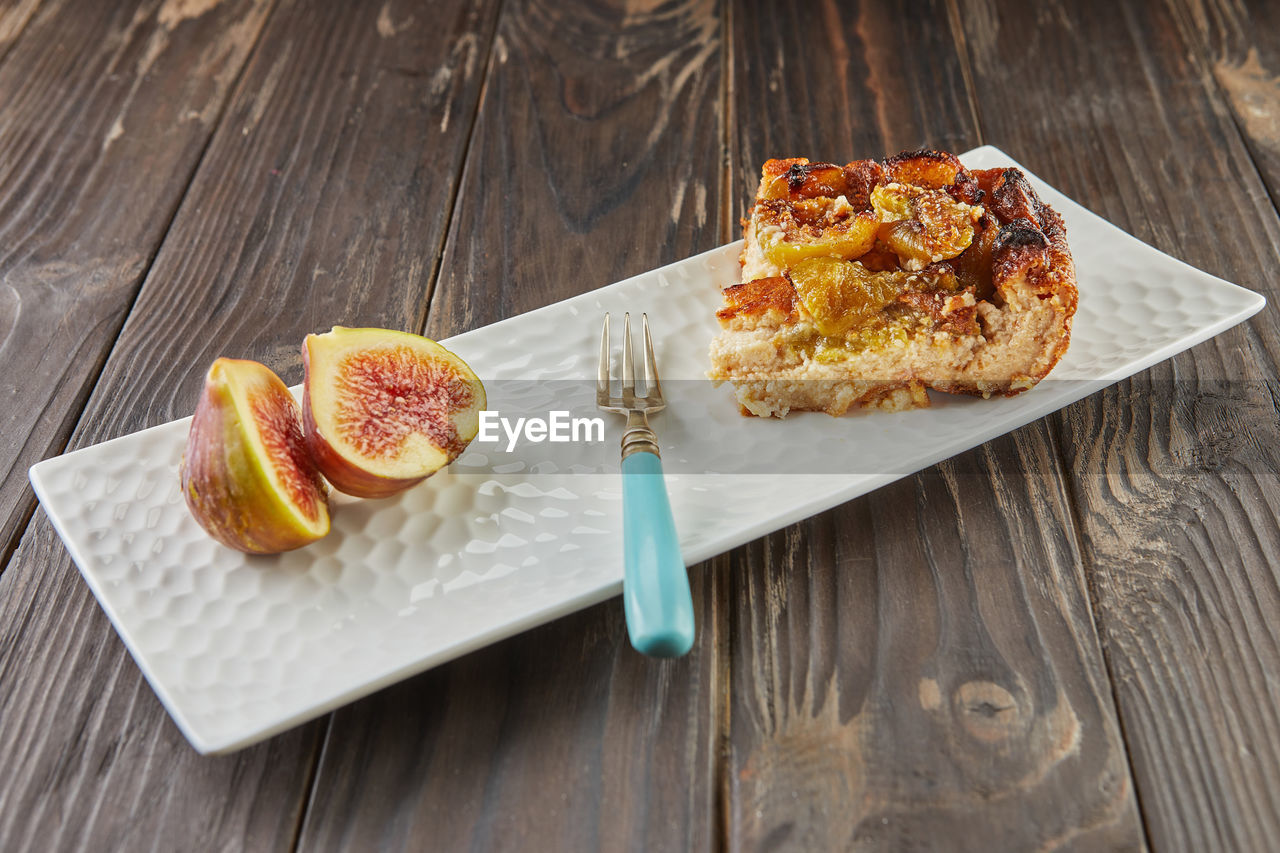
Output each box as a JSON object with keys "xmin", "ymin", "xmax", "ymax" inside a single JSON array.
[
  {"xmin": 2, "ymin": 0, "xmax": 1277, "ymax": 847},
  {"xmin": 0, "ymin": 0, "xmax": 498, "ymax": 847},
  {"xmin": 0, "ymin": 0, "xmax": 41, "ymax": 63},
  {"xmin": 0, "ymin": 0, "xmax": 274, "ymax": 569},
  {"xmin": 299, "ymin": 567, "xmax": 727, "ymax": 852},
  {"xmin": 0, "ymin": 528, "xmax": 321, "ymax": 851},
  {"xmin": 727, "ymin": 439, "xmax": 1141, "ymax": 851},
  {"xmin": 724, "ymin": 0, "xmax": 1144, "ymax": 848},
  {"xmin": 954, "ymin": 0, "xmax": 1280, "ymax": 848},
  {"xmin": 424, "ymin": 0, "xmax": 724, "ymax": 331},
  {"xmin": 297, "ymin": 0, "xmax": 728, "ymax": 849},
  {"xmin": 1169, "ymin": 0, "xmax": 1280, "ymax": 205},
  {"xmin": 731, "ymin": 0, "xmax": 978, "ymax": 199}
]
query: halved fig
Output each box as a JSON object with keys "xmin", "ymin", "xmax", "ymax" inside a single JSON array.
[
  {"xmin": 302, "ymin": 326, "xmax": 486, "ymax": 498},
  {"xmin": 789, "ymin": 257, "xmax": 910, "ymax": 337},
  {"xmin": 871, "ymin": 182, "xmax": 982, "ymax": 270},
  {"xmin": 757, "ymin": 203, "xmax": 879, "ymax": 269},
  {"xmin": 181, "ymin": 358, "xmax": 330, "ymax": 554}
]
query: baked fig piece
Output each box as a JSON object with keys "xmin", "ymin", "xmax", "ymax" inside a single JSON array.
[
  {"xmin": 181, "ymin": 358, "xmax": 330, "ymax": 553},
  {"xmin": 302, "ymin": 326, "xmax": 486, "ymax": 498}
]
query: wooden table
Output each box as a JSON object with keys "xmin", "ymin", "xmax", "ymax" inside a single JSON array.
[{"xmin": 2, "ymin": 0, "xmax": 1278, "ymax": 849}]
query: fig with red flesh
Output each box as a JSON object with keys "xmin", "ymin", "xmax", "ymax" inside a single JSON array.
[
  {"xmin": 181, "ymin": 358, "xmax": 330, "ymax": 553},
  {"xmin": 302, "ymin": 326, "xmax": 486, "ymax": 498}
]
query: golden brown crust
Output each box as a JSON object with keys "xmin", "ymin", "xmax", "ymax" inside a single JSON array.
[
  {"xmin": 717, "ymin": 276, "xmax": 799, "ymax": 326},
  {"xmin": 757, "ymin": 157, "xmax": 885, "ymax": 208},
  {"xmin": 883, "ymin": 148, "xmax": 965, "ymax": 189},
  {"xmin": 710, "ymin": 150, "xmax": 1078, "ymax": 417}
]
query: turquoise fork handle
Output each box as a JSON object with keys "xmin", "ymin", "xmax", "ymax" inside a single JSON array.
[{"xmin": 621, "ymin": 451, "xmax": 694, "ymax": 657}]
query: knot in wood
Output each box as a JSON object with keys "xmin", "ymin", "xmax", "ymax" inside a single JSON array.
[{"xmin": 954, "ymin": 681, "xmax": 1023, "ymax": 742}]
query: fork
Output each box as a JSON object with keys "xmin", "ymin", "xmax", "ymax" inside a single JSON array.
[{"xmin": 597, "ymin": 312, "xmax": 694, "ymax": 657}]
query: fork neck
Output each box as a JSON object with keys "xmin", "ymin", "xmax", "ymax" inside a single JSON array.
[{"xmin": 621, "ymin": 410, "xmax": 660, "ymax": 460}]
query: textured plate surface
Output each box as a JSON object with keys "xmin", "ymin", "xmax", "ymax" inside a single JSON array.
[{"xmin": 29, "ymin": 146, "xmax": 1265, "ymax": 753}]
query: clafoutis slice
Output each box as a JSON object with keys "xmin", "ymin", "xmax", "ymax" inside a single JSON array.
[
  {"xmin": 712, "ymin": 149, "xmax": 1078, "ymax": 417},
  {"xmin": 302, "ymin": 326, "xmax": 486, "ymax": 499},
  {"xmin": 181, "ymin": 358, "xmax": 330, "ymax": 554}
]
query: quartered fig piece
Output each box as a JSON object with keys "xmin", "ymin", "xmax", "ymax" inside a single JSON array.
[
  {"xmin": 871, "ymin": 182, "xmax": 981, "ymax": 270},
  {"xmin": 302, "ymin": 326, "xmax": 486, "ymax": 499},
  {"xmin": 789, "ymin": 257, "xmax": 909, "ymax": 336},
  {"xmin": 756, "ymin": 201, "xmax": 879, "ymax": 270},
  {"xmin": 181, "ymin": 358, "xmax": 330, "ymax": 554}
]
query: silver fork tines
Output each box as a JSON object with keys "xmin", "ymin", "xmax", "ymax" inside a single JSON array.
[
  {"xmin": 597, "ymin": 312, "xmax": 664, "ymax": 458},
  {"xmin": 622, "ymin": 314, "xmax": 636, "ymax": 401}
]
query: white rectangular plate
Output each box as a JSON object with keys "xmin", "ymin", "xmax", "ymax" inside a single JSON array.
[{"xmin": 30, "ymin": 146, "xmax": 1265, "ymax": 753}]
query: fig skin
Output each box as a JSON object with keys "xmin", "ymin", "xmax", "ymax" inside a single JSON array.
[
  {"xmin": 302, "ymin": 326, "xmax": 486, "ymax": 499},
  {"xmin": 181, "ymin": 358, "xmax": 330, "ymax": 553}
]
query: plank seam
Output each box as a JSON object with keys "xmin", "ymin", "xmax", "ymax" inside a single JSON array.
[
  {"xmin": 716, "ymin": 5, "xmax": 734, "ymax": 851},
  {"xmin": 0, "ymin": 306, "xmax": 156, "ymax": 574},
  {"xmin": 413, "ymin": 0, "xmax": 508, "ymax": 339},
  {"xmin": 1214, "ymin": 102, "xmax": 1280, "ymax": 222},
  {"xmin": 1048, "ymin": 413, "xmax": 1158, "ymax": 851},
  {"xmin": 274, "ymin": 3, "xmax": 505, "ymax": 842},
  {"xmin": 945, "ymin": 1, "xmax": 1154, "ymax": 844},
  {"xmin": 1052, "ymin": 0, "xmax": 1280, "ymax": 845},
  {"xmin": 942, "ymin": 0, "xmax": 987, "ymax": 145},
  {"xmin": 1163, "ymin": 0, "xmax": 1280, "ymax": 227},
  {"xmin": 287, "ymin": 4, "xmax": 508, "ymax": 841},
  {"xmin": 0, "ymin": 472, "xmax": 38, "ymax": 576},
  {"xmin": 719, "ymin": 0, "xmax": 735, "ymax": 249},
  {"xmin": 0, "ymin": 0, "xmax": 42, "ymax": 70},
  {"xmin": 0, "ymin": 341, "xmax": 109, "ymax": 575},
  {"xmin": 0, "ymin": 0, "xmax": 285, "ymax": 579},
  {"xmin": 288, "ymin": 716, "xmax": 332, "ymax": 853}
]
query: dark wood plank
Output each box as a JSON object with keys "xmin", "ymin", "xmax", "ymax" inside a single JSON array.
[
  {"xmin": 299, "ymin": 566, "xmax": 727, "ymax": 851},
  {"xmin": 0, "ymin": 0, "xmax": 274, "ymax": 568},
  {"xmin": 424, "ymin": 0, "xmax": 724, "ymax": 329},
  {"xmin": 0, "ymin": 0, "xmax": 41, "ymax": 64},
  {"xmin": 0, "ymin": 0, "xmax": 499, "ymax": 847},
  {"xmin": 1170, "ymin": 0, "xmax": 1280, "ymax": 206},
  {"xmin": 0, "ymin": 534, "xmax": 322, "ymax": 851},
  {"xmin": 298, "ymin": 1, "xmax": 727, "ymax": 849},
  {"xmin": 730, "ymin": 0, "xmax": 978, "ymax": 200},
  {"xmin": 728, "ymin": 439, "xmax": 1142, "ymax": 851},
  {"xmin": 724, "ymin": 0, "xmax": 1144, "ymax": 848},
  {"xmin": 954, "ymin": 0, "xmax": 1280, "ymax": 848}
]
